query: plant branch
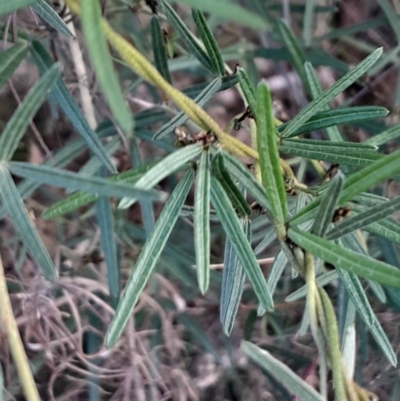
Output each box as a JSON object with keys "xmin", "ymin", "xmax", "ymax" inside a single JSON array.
[{"xmin": 0, "ymin": 253, "xmax": 40, "ymax": 401}]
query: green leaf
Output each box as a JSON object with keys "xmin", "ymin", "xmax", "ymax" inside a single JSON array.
[
  {"xmin": 0, "ymin": 121, "xmax": 117, "ymax": 217},
  {"xmin": 258, "ymin": 250, "xmax": 287, "ymax": 316},
  {"xmin": 340, "ymin": 233, "xmax": 396, "ymax": 365},
  {"xmin": 291, "ymin": 148, "xmax": 400, "ymax": 225},
  {"xmin": 221, "ymin": 151, "xmax": 272, "ymax": 214},
  {"xmin": 364, "ymin": 217, "xmax": 400, "ymax": 245},
  {"xmin": 95, "ymin": 167, "xmax": 120, "ymax": 309},
  {"xmin": 253, "ymin": 46, "xmax": 349, "ymax": 74},
  {"xmin": 105, "ymin": 169, "xmax": 194, "ymax": 348},
  {"xmin": 8, "ymin": 162, "xmax": 164, "ymax": 203},
  {"xmin": 280, "ymin": 48, "xmax": 383, "ymax": 138},
  {"xmin": 311, "ymin": 173, "xmax": 344, "ymax": 237},
  {"xmin": 173, "ymin": 0, "xmax": 268, "ymax": 30},
  {"xmin": 194, "ymin": 151, "xmax": 211, "ymax": 293},
  {"xmin": 242, "ymin": 342, "xmax": 325, "ymax": 401},
  {"xmin": 154, "ymin": 79, "xmax": 221, "ymax": 139},
  {"xmin": 183, "ymin": 74, "xmax": 238, "ymax": 98},
  {"xmin": 277, "ymin": 19, "xmax": 311, "ymax": 95},
  {"xmin": 288, "ymin": 227, "xmax": 400, "ymax": 288},
  {"xmin": 31, "ymin": 41, "xmax": 117, "ymax": 174},
  {"xmin": 212, "ymin": 152, "xmax": 251, "ymax": 218},
  {"xmin": 364, "ymin": 122, "xmax": 400, "ymax": 147},
  {"xmin": 0, "ymin": 0, "xmax": 35, "ymax": 15},
  {"xmin": 327, "ymin": 197, "xmax": 400, "ymax": 240},
  {"xmin": 160, "ymin": 0, "xmax": 214, "ymax": 73},
  {"xmin": 130, "ymin": 140, "xmax": 155, "ymax": 236},
  {"xmin": 256, "ymin": 83, "xmax": 287, "ymax": 234},
  {"xmin": 277, "ymin": 106, "xmax": 388, "ymax": 138},
  {"xmin": 237, "ymin": 67, "xmax": 257, "ymax": 115},
  {"xmin": 0, "ymin": 63, "xmax": 59, "ymax": 162},
  {"xmin": 210, "ymin": 177, "xmax": 273, "ymax": 311},
  {"xmin": 220, "ymin": 220, "xmax": 248, "ymax": 336},
  {"xmin": 303, "ymin": 0, "xmax": 316, "ymax": 47},
  {"xmin": 192, "ymin": 9, "xmax": 225, "ymax": 76},
  {"xmin": 369, "ymin": 314, "xmax": 397, "ymax": 366},
  {"xmin": 279, "ymin": 138, "xmax": 381, "ymax": 166},
  {"xmin": 81, "ymin": 0, "xmax": 133, "ymax": 134},
  {"xmin": 0, "ymin": 166, "xmax": 57, "ymax": 281},
  {"xmin": 267, "ymin": 250, "xmax": 287, "ymax": 295},
  {"xmin": 377, "ymin": 0, "xmax": 400, "ymax": 44},
  {"xmin": 151, "ymin": 14, "xmax": 172, "ymax": 83},
  {"xmin": 286, "ymin": 270, "xmax": 339, "ymax": 302},
  {"xmin": 118, "ymin": 144, "xmax": 203, "ymax": 209},
  {"xmin": 31, "ymin": 0, "xmax": 73, "ymax": 38},
  {"xmin": 336, "ymin": 266, "xmax": 374, "ymax": 327},
  {"xmin": 0, "ymin": 42, "xmax": 28, "ymax": 89},
  {"xmin": 304, "ymin": 61, "xmax": 342, "ymax": 141}
]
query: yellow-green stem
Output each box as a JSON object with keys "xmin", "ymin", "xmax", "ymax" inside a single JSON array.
[
  {"xmin": 65, "ymin": 0, "xmax": 258, "ymax": 159},
  {"xmin": 0, "ymin": 254, "xmax": 40, "ymax": 401},
  {"xmin": 318, "ymin": 287, "xmax": 348, "ymax": 401}
]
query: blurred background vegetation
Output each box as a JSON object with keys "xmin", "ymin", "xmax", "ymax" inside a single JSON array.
[{"xmin": 1, "ymin": 0, "xmax": 400, "ymax": 400}]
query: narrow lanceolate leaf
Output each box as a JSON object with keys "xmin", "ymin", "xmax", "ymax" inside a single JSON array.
[
  {"xmin": 364, "ymin": 122, "xmax": 400, "ymax": 146},
  {"xmin": 31, "ymin": 41, "xmax": 117, "ymax": 174},
  {"xmin": 31, "ymin": 0, "xmax": 73, "ymax": 38},
  {"xmin": 221, "ymin": 151, "xmax": 272, "ymax": 214},
  {"xmin": 0, "ymin": 63, "xmax": 59, "ymax": 162},
  {"xmin": 0, "ymin": 166, "xmax": 57, "ymax": 281},
  {"xmin": 369, "ymin": 314, "xmax": 397, "ymax": 366},
  {"xmin": 258, "ymin": 250, "xmax": 287, "ymax": 316},
  {"xmin": 0, "ymin": 0, "xmax": 35, "ymax": 15},
  {"xmin": 151, "ymin": 14, "xmax": 172, "ymax": 83},
  {"xmin": 336, "ymin": 266, "xmax": 374, "ymax": 327},
  {"xmin": 242, "ymin": 342, "xmax": 325, "ymax": 401},
  {"xmin": 290, "ymin": 147, "xmax": 400, "ymax": 226},
  {"xmin": 220, "ymin": 221, "xmax": 249, "ymax": 336},
  {"xmin": 154, "ymin": 79, "xmax": 221, "ymax": 139},
  {"xmin": 237, "ymin": 67, "xmax": 257, "ymax": 115},
  {"xmin": 183, "ymin": 74, "xmax": 238, "ymax": 98},
  {"xmin": 377, "ymin": 0, "xmax": 400, "ymax": 44},
  {"xmin": 8, "ymin": 162, "xmax": 164, "ymax": 202},
  {"xmin": 337, "ymin": 234, "xmax": 395, "ymax": 362},
  {"xmin": 194, "ymin": 151, "xmax": 211, "ymax": 293},
  {"xmin": 192, "ymin": 9, "xmax": 225, "ymax": 76},
  {"xmin": 277, "ymin": 19, "xmax": 311, "ymax": 96},
  {"xmin": 80, "ymin": 0, "xmax": 132, "ymax": 134},
  {"xmin": 42, "ymin": 162, "xmax": 157, "ymax": 220},
  {"xmin": 279, "ymin": 138, "xmax": 380, "ymax": 167},
  {"xmin": 303, "ymin": 0, "xmax": 316, "ymax": 47},
  {"xmin": 277, "ymin": 106, "xmax": 388, "ymax": 138},
  {"xmin": 160, "ymin": 0, "xmax": 214, "ymax": 73},
  {"xmin": 95, "ymin": 168, "xmax": 119, "ymax": 309},
  {"xmin": 173, "ymin": 0, "xmax": 267, "ymax": 30},
  {"xmin": 311, "ymin": 173, "xmax": 344, "ymax": 237},
  {"xmin": 280, "ymin": 48, "xmax": 383, "ymax": 138},
  {"xmin": 118, "ymin": 144, "xmax": 203, "ymax": 209},
  {"xmin": 364, "ymin": 217, "xmax": 400, "ymax": 245},
  {"xmin": 327, "ymin": 196, "xmax": 400, "ymax": 240},
  {"xmin": 210, "ymin": 177, "xmax": 273, "ymax": 311},
  {"xmin": 105, "ymin": 170, "xmax": 194, "ymax": 348},
  {"xmin": 256, "ymin": 83, "xmax": 287, "ymax": 235},
  {"xmin": 0, "ymin": 42, "xmax": 28, "ymax": 89},
  {"xmin": 304, "ymin": 61, "xmax": 342, "ymax": 141},
  {"xmin": 212, "ymin": 153, "xmax": 251, "ymax": 218},
  {"xmin": 288, "ymin": 228, "xmax": 400, "ymax": 288}
]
